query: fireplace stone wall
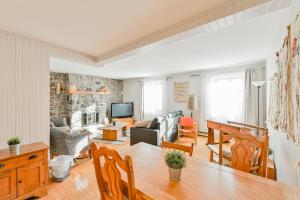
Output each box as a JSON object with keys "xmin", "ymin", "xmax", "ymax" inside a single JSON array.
[{"xmin": 50, "ymin": 72, "xmax": 123, "ymax": 129}]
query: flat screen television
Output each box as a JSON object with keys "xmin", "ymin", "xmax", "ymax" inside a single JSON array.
[{"xmin": 111, "ymin": 102, "xmax": 134, "ymax": 118}]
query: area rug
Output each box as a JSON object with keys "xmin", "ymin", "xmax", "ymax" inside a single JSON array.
[{"xmin": 90, "ymin": 133, "xmax": 130, "ymax": 145}]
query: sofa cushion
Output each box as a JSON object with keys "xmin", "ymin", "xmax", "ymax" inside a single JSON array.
[
  {"xmin": 149, "ymin": 118, "xmax": 159, "ymax": 129},
  {"xmin": 135, "ymin": 120, "xmax": 152, "ymax": 128},
  {"xmin": 167, "ymin": 112, "xmax": 177, "ymax": 118},
  {"xmin": 175, "ymin": 111, "xmax": 183, "ymax": 116}
]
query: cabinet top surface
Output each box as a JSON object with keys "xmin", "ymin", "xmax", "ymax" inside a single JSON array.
[{"xmin": 0, "ymin": 142, "xmax": 48, "ymax": 161}]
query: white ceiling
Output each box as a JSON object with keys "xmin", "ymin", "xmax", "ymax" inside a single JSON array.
[
  {"xmin": 53, "ymin": 8, "xmax": 283, "ymax": 79},
  {"xmin": 0, "ymin": 0, "xmax": 231, "ymax": 57},
  {"xmin": 1, "ymin": 0, "xmax": 289, "ymax": 79}
]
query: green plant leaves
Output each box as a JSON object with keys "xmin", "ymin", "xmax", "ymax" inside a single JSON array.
[
  {"xmin": 164, "ymin": 150, "xmax": 186, "ymax": 169},
  {"xmin": 7, "ymin": 137, "xmax": 21, "ymax": 145}
]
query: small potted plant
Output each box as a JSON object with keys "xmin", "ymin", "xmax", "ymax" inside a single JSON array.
[
  {"xmin": 165, "ymin": 150, "xmax": 186, "ymax": 181},
  {"xmin": 268, "ymin": 147, "xmax": 274, "ymax": 160},
  {"xmin": 7, "ymin": 137, "xmax": 21, "ymax": 153}
]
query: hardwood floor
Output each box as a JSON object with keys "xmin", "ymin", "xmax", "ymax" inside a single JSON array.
[{"xmin": 40, "ymin": 136, "xmax": 210, "ymax": 200}]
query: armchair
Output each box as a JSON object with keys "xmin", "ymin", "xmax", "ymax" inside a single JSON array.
[
  {"xmin": 50, "ymin": 117, "xmax": 90, "ymax": 158},
  {"xmin": 178, "ymin": 117, "xmax": 198, "ymax": 145}
]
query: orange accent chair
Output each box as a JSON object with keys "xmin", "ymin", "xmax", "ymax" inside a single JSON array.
[{"xmin": 178, "ymin": 117, "xmax": 198, "ymax": 145}]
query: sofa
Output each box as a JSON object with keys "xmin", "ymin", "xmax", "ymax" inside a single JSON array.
[
  {"xmin": 50, "ymin": 117, "xmax": 90, "ymax": 158},
  {"xmin": 130, "ymin": 111, "xmax": 183, "ymax": 146}
]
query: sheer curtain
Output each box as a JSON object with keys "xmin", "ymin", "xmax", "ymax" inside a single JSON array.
[
  {"xmin": 205, "ymin": 71, "xmax": 245, "ymax": 123},
  {"xmin": 143, "ymin": 80, "xmax": 164, "ymax": 120},
  {"xmin": 137, "ymin": 81, "xmax": 144, "ymax": 121}
]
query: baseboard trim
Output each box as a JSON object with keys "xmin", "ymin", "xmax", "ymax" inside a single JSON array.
[{"xmin": 198, "ymin": 132, "xmax": 208, "ymax": 137}]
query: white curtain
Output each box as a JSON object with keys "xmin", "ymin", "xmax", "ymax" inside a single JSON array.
[
  {"xmin": 137, "ymin": 81, "xmax": 144, "ymax": 121},
  {"xmin": 199, "ymin": 70, "xmax": 245, "ymax": 132},
  {"xmin": 143, "ymin": 80, "xmax": 164, "ymax": 120},
  {"xmin": 206, "ymin": 71, "xmax": 245, "ymax": 123}
]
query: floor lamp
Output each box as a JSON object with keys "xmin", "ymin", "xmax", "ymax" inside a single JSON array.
[{"xmin": 251, "ymin": 81, "xmax": 265, "ymax": 127}]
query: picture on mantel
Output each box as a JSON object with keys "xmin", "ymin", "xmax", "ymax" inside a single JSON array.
[{"xmin": 174, "ymin": 82, "xmax": 189, "ymax": 102}]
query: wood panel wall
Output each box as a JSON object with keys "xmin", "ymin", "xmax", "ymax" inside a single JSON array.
[{"xmin": 0, "ymin": 30, "xmax": 96, "ymax": 149}]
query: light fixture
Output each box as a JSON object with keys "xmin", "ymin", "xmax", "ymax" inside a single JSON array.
[{"xmin": 251, "ymin": 81, "xmax": 265, "ymax": 87}]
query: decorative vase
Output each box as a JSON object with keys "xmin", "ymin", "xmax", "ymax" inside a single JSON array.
[
  {"xmin": 168, "ymin": 167, "xmax": 182, "ymax": 181},
  {"xmin": 9, "ymin": 144, "xmax": 20, "ymax": 154}
]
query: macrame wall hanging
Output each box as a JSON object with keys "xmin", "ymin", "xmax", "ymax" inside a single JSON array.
[{"xmin": 269, "ymin": 11, "xmax": 300, "ymax": 144}]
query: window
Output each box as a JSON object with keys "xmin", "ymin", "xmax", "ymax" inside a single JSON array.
[
  {"xmin": 143, "ymin": 80, "xmax": 164, "ymax": 120},
  {"xmin": 206, "ymin": 71, "xmax": 244, "ymax": 122}
]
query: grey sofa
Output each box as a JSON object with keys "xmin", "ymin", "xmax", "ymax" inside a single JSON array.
[
  {"xmin": 130, "ymin": 111, "xmax": 183, "ymax": 146},
  {"xmin": 50, "ymin": 117, "xmax": 90, "ymax": 158}
]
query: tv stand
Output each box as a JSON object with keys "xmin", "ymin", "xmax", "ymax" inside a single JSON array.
[{"xmin": 112, "ymin": 117, "xmax": 136, "ymax": 130}]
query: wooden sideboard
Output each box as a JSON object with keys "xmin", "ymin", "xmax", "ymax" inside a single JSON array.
[
  {"xmin": 112, "ymin": 118, "xmax": 136, "ymax": 130},
  {"xmin": 0, "ymin": 142, "xmax": 48, "ymax": 200}
]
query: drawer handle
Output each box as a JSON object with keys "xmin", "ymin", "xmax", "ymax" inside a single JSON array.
[
  {"xmin": 0, "ymin": 163, "xmax": 4, "ymax": 168},
  {"xmin": 28, "ymin": 154, "xmax": 38, "ymax": 160}
]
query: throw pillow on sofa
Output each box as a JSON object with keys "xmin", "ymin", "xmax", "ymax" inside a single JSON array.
[
  {"xmin": 135, "ymin": 120, "xmax": 152, "ymax": 128},
  {"xmin": 149, "ymin": 118, "xmax": 159, "ymax": 129}
]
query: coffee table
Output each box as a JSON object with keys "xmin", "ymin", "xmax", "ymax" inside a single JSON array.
[{"xmin": 102, "ymin": 122, "xmax": 127, "ymax": 141}]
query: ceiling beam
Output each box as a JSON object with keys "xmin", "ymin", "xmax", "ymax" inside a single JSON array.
[{"xmin": 96, "ymin": 0, "xmax": 270, "ymax": 64}]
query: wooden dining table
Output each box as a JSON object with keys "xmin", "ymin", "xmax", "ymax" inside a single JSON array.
[{"xmin": 120, "ymin": 142, "xmax": 300, "ymax": 200}]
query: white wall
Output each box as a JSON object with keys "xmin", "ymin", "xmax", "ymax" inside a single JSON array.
[
  {"xmin": 266, "ymin": 0, "xmax": 300, "ymax": 186},
  {"xmin": 0, "ymin": 29, "xmax": 96, "ymax": 149},
  {"xmin": 123, "ymin": 78, "xmax": 141, "ymax": 119}
]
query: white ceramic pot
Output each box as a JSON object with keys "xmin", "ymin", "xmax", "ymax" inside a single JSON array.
[
  {"xmin": 9, "ymin": 144, "xmax": 20, "ymax": 154},
  {"xmin": 168, "ymin": 167, "xmax": 182, "ymax": 181}
]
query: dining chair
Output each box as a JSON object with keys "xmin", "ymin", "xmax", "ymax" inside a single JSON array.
[
  {"xmin": 208, "ymin": 129, "xmax": 269, "ymax": 177},
  {"xmin": 177, "ymin": 117, "xmax": 198, "ymax": 145},
  {"xmin": 90, "ymin": 143, "xmax": 137, "ymax": 200},
  {"xmin": 161, "ymin": 137, "xmax": 194, "ymax": 156},
  {"xmin": 208, "ymin": 129, "xmax": 232, "ymax": 165}
]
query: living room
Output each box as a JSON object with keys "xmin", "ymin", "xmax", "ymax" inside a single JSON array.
[{"xmin": 1, "ymin": 0, "xmax": 300, "ymax": 199}]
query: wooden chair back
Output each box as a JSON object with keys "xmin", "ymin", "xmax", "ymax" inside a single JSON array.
[
  {"xmin": 229, "ymin": 130, "xmax": 269, "ymax": 176},
  {"xmin": 179, "ymin": 117, "xmax": 193, "ymax": 127},
  {"xmin": 227, "ymin": 120, "xmax": 268, "ymax": 136},
  {"xmin": 161, "ymin": 138, "xmax": 194, "ymax": 156},
  {"xmin": 90, "ymin": 143, "xmax": 136, "ymax": 200}
]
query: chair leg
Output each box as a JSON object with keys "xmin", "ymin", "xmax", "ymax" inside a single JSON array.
[
  {"xmin": 194, "ymin": 133, "xmax": 197, "ymax": 146},
  {"xmin": 209, "ymin": 150, "xmax": 213, "ymax": 162}
]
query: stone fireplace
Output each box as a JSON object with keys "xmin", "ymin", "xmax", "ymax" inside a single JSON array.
[{"xmin": 50, "ymin": 72, "xmax": 123, "ymax": 129}]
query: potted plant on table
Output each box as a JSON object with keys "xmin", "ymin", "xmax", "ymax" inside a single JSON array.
[
  {"xmin": 7, "ymin": 137, "xmax": 21, "ymax": 154},
  {"xmin": 165, "ymin": 150, "xmax": 186, "ymax": 181}
]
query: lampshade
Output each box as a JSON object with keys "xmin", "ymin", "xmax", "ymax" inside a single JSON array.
[
  {"xmin": 188, "ymin": 94, "xmax": 199, "ymax": 110},
  {"xmin": 251, "ymin": 81, "xmax": 266, "ymax": 87}
]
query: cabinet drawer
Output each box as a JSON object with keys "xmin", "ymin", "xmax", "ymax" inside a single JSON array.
[
  {"xmin": 17, "ymin": 151, "xmax": 44, "ymax": 166},
  {"xmin": 0, "ymin": 151, "xmax": 44, "ymax": 173},
  {"xmin": 0, "ymin": 160, "xmax": 16, "ymax": 173}
]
